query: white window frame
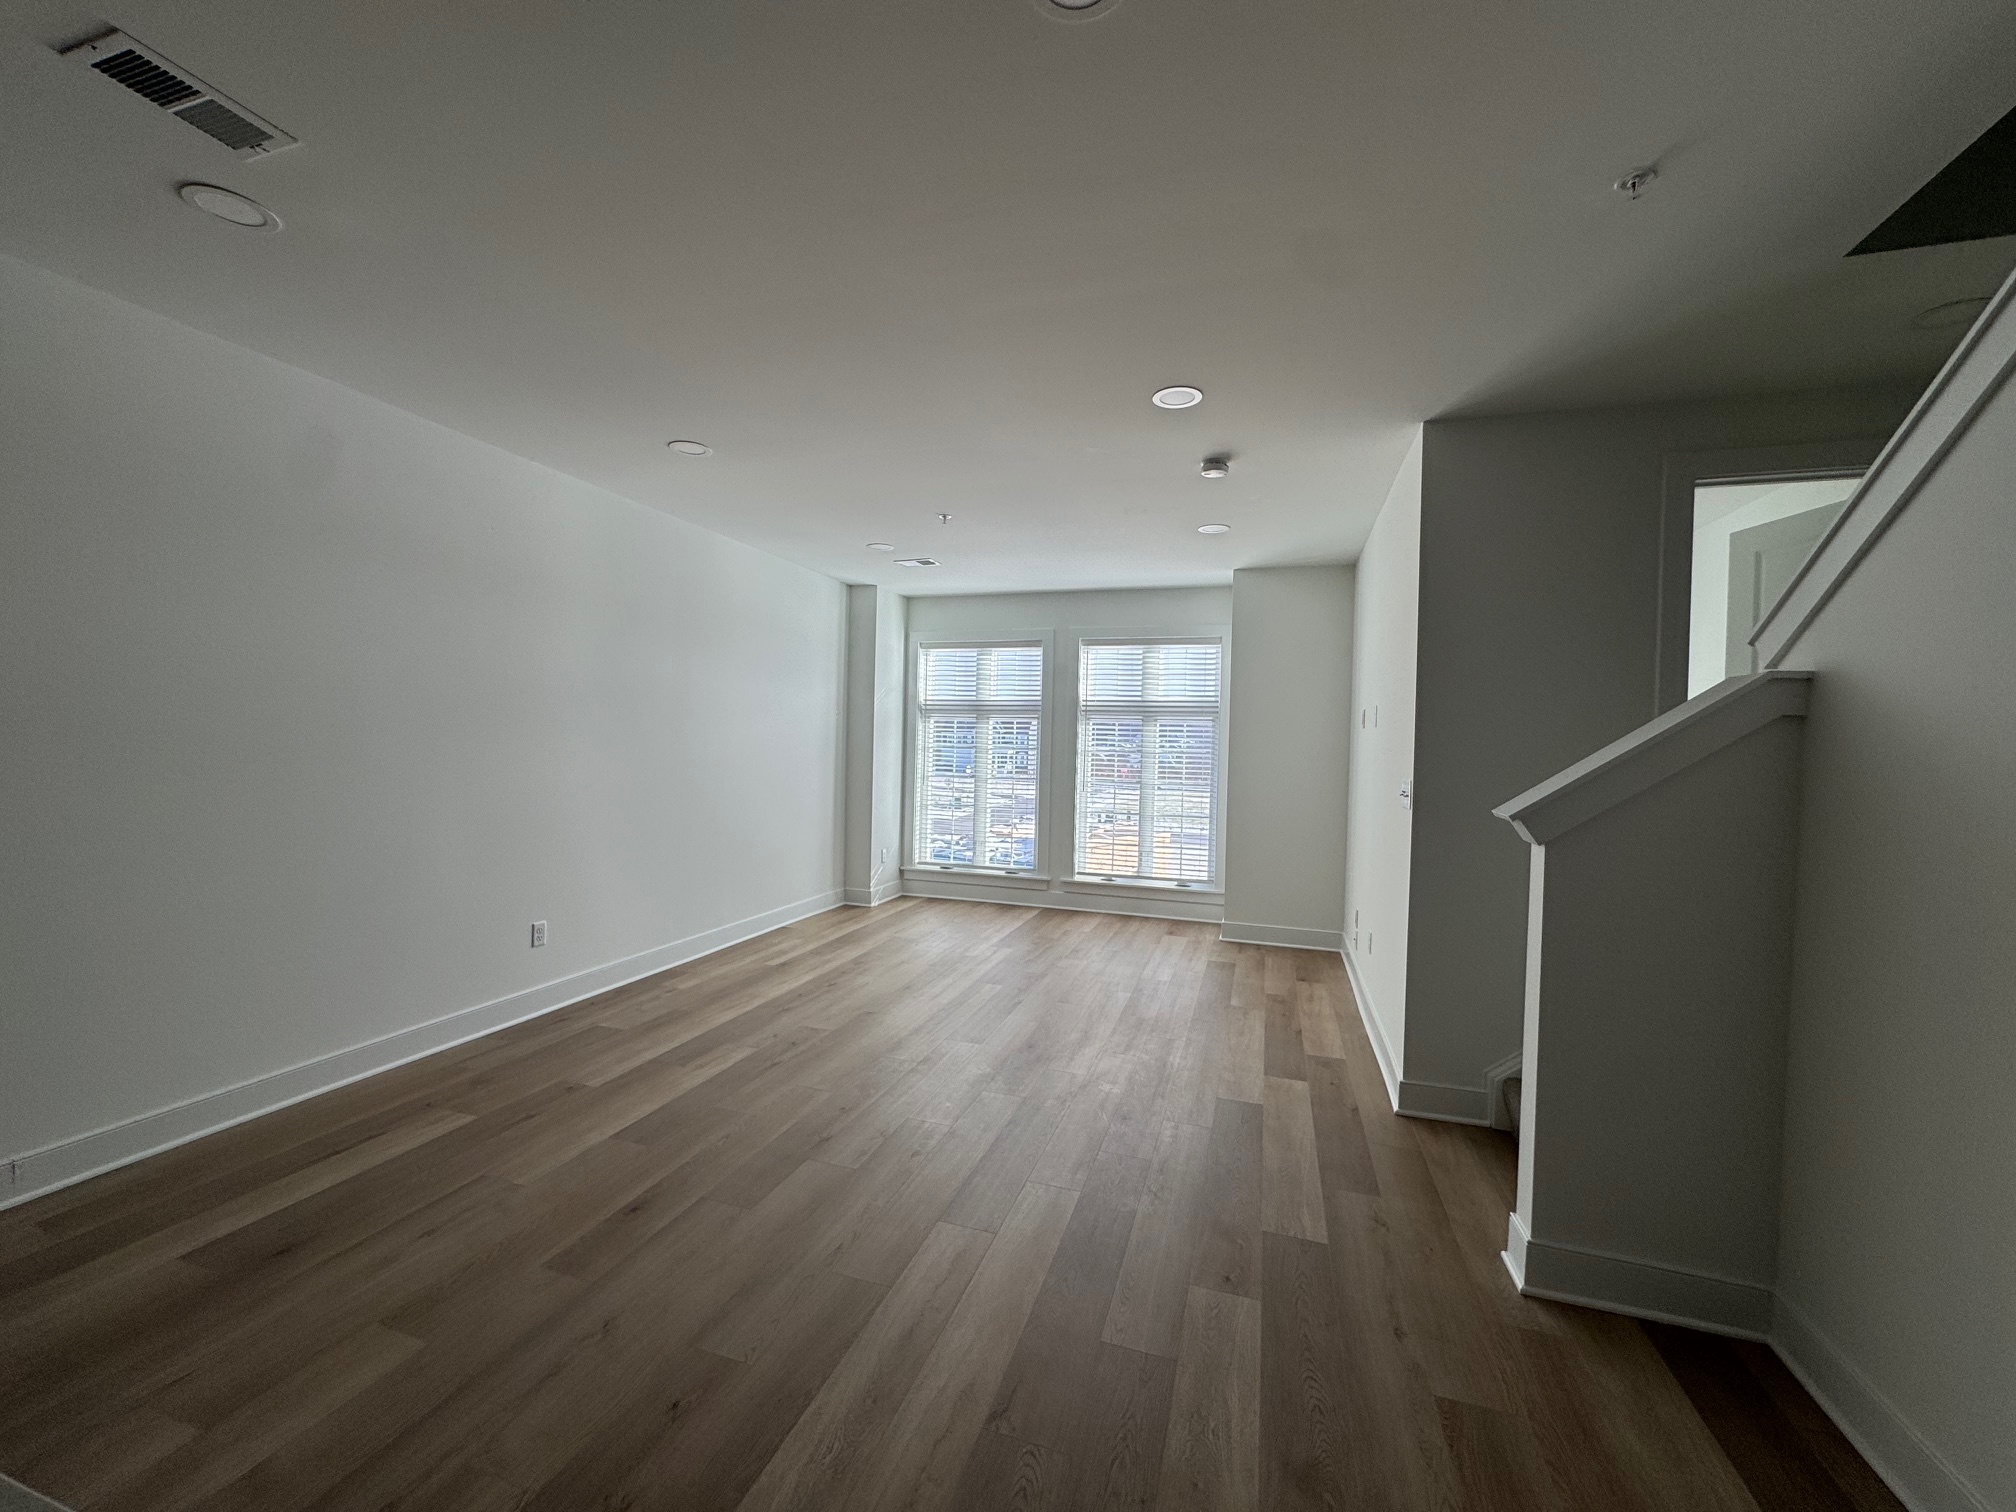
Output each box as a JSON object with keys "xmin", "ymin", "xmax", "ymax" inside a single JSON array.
[
  {"xmin": 1061, "ymin": 629, "xmax": 1229, "ymax": 897},
  {"xmin": 901, "ymin": 631, "xmax": 1056, "ymax": 883}
]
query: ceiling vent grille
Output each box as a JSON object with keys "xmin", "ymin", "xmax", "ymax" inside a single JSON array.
[{"xmin": 60, "ymin": 29, "xmax": 298, "ymax": 159}]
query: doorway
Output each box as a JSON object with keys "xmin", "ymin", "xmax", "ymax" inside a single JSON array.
[{"xmin": 1686, "ymin": 475, "xmax": 1861, "ymax": 699}]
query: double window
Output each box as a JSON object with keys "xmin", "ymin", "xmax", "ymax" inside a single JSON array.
[
  {"xmin": 909, "ymin": 635, "xmax": 1225, "ymax": 889},
  {"xmin": 913, "ymin": 643, "xmax": 1043, "ymax": 871}
]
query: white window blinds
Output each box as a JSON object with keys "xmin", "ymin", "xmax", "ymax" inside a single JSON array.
[
  {"xmin": 1075, "ymin": 640, "xmax": 1223, "ymax": 885},
  {"xmin": 914, "ymin": 643, "xmax": 1043, "ymax": 871}
]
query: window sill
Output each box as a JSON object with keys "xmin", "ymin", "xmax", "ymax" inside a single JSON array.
[
  {"xmin": 1061, "ymin": 875, "xmax": 1223, "ymax": 900},
  {"xmin": 902, "ymin": 866, "xmax": 1051, "ymax": 891}
]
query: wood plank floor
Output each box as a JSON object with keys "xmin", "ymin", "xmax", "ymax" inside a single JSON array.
[{"xmin": 0, "ymin": 900, "xmax": 1902, "ymax": 1512}]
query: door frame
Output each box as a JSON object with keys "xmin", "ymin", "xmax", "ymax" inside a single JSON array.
[{"xmin": 1654, "ymin": 439, "xmax": 1885, "ymax": 715}]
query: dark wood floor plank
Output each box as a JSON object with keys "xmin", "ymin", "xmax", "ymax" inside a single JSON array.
[
  {"xmin": 1645, "ymin": 1324, "xmax": 1901, "ymax": 1512},
  {"xmin": 1189, "ymin": 1095, "xmax": 1264, "ymax": 1299},
  {"xmin": 1102, "ymin": 1117, "xmax": 1214, "ymax": 1358},
  {"xmin": 1157, "ymin": 1284, "xmax": 1262, "ymax": 1512},
  {"xmin": 0, "ymin": 901, "xmax": 1905, "ymax": 1512},
  {"xmin": 1733, "ymin": 1340, "xmax": 1907, "ymax": 1512}
]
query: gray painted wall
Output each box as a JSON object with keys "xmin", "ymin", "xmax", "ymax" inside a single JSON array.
[
  {"xmin": 1224, "ymin": 566, "xmax": 1354, "ymax": 946},
  {"xmin": 1402, "ymin": 386, "xmax": 1920, "ymax": 1098},
  {"xmin": 1342, "ymin": 432, "xmax": 1421, "ymax": 1079},
  {"xmin": 1772, "ymin": 377, "xmax": 2016, "ymax": 1511},
  {"xmin": 0, "ymin": 255, "xmax": 848, "ymax": 1168},
  {"xmin": 843, "ymin": 585, "xmax": 907, "ymax": 904}
]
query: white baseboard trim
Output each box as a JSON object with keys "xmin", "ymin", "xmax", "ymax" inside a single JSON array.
[
  {"xmin": 1507, "ymin": 1219, "xmax": 1774, "ymax": 1339},
  {"xmin": 1220, "ymin": 921, "xmax": 1344, "ymax": 951},
  {"xmin": 1482, "ymin": 1050, "xmax": 1522, "ymax": 1132},
  {"xmin": 1396, "ymin": 1078, "xmax": 1494, "ymax": 1126},
  {"xmin": 1, "ymin": 889, "xmax": 844, "ymax": 1211},
  {"xmin": 1339, "ymin": 947, "xmax": 1402, "ymax": 1112},
  {"xmin": 1, "ymin": 1472, "xmax": 73, "ymax": 1510},
  {"xmin": 1504, "ymin": 1220, "xmax": 1990, "ymax": 1511},
  {"xmin": 842, "ymin": 879, "xmax": 903, "ymax": 907},
  {"xmin": 1771, "ymin": 1295, "xmax": 1995, "ymax": 1512},
  {"xmin": 901, "ymin": 876, "xmax": 1222, "ymax": 924},
  {"xmin": 1503, "ymin": 1209, "xmax": 1532, "ymax": 1288}
]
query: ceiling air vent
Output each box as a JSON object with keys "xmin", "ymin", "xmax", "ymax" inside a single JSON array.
[{"xmin": 60, "ymin": 29, "xmax": 298, "ymax": 159}]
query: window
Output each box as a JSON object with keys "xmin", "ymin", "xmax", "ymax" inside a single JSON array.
[
  {"xmin": 913, "ymin": 642, "xmax": 1043, "ymax": 871},
  {"xmin": 1075, "ymin": 639, "xmax": 1223, "ymax": 886}
]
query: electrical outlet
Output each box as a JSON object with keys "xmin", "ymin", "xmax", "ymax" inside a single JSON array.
[{"xmin": 530, "ymin": 921, "xmax": 548, "ymax": 948}]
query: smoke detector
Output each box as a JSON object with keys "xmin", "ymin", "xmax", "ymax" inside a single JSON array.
[
  {"xmin": 1201, "ymin": 454, "xmax": 1231, "ymax": 479},
  {"xmin": 1613, "ymin": 166, "xmax": 1658, "ymax": 200},
  {"xmin": 60, "ymin": 29, "xmax": 298, "ymax": 159}
]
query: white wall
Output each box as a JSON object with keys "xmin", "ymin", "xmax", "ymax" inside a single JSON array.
[
  {"xmin": 843, "ymin": 585, "xmax": 907, "ymax": 906},
  {"xmin": 1343, "ymin": 431, "xmax": 1422, "ymax": 1091},
  {"xmin": 903, "ymin": 587, "xmax": 1232, "ymax": 921},
  {"xmin": 872, "ymin": 587, "xmax": 907, "ymax": 899},
  {"xmin": 1224, "ymin": 566, "xmax": 1354, "ymax": 949},
  {"xmin": 1401, "ymin": 385, "xmax": 1920, "ymax": 1106},
  {"xmin": 1508, "ymin": 705, "xmax": 1806, "ymax": 1336},
  {"xmin": 1771, "ymin": 377, "xmax": 2016, "ymax": 1512},
  {"xmin": 0, "ymin": 255, "xmax": 848, "ymax": 1190}
]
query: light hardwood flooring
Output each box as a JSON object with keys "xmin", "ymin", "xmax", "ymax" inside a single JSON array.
[{"xmin": 0, "ymin": 899, "xmax": 1902, "ymax": 1511}]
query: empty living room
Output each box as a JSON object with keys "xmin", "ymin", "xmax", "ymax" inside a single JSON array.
[{"xmin": 3, "ymin": 1, "xmax": 2013, "ymax": 1509}]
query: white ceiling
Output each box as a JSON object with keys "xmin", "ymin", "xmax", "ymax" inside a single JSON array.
[{"xmin": 4, "ymin": 0, "xmax": 2014, "ymax": 594}]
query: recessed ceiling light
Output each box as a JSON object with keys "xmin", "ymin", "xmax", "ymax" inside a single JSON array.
[
  {"xmin": 867, "ymin": 542, "xmax": 897, "ymax": 552},
  {"xmin": 177, "ymin": 183, "xmax": 281, "ymax": 232},
  {"xmin": 666, "ymin": 440, "xmax": 712, "ymax": 455},
  {"xmin": 1911, "ymin": 296, "xmax": 1991, "ymax": 331},
  {"xmin": 1200, "ymin": 454, "xmax": 1231, "ymax": 479},
  {"xmin": 1152, "ymin": 385, "xmax": 1204, "ymax": 409},
  {"xmin": 895, "ymin": 557, "xmax": 939, "ymax": 568},
  {"xmin": 1197, "ymin": 523, "xmax": 1231, "ymax": 535}
]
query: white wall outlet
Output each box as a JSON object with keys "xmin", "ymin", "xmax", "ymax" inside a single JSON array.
[
  {"xmin": 530, "ymin": 921, "xmax": 548, "ymax": 948},
  {"xmin": 1399, "ymin": 779, "xmax": 1413, "ymax": 810}
]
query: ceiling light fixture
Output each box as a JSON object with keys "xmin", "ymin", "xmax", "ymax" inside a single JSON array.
[
  {"xmin": 1910, "ymin": 296, "xmax": 1991, "ymax": 331},
  {"xmin": 1200, "ymin": 454, "xmax": 1231, "ymax": 479},
  {"xmin": 1197, "ymin": 523, "xmax": 1231, "ymax": 535},
  {"xmin": 1152, "ymin": 385, "xmax": 1204, "ymax": 409},
  {"xmin": 867, "ymin": 542, "xmax": 897, "ymax": 552},
  {"xmin": 176, "ymin": 182, "xmax": 281, "ymax": 232},
  {"xmin": 936, "ymin": 513, "xmax": 952, "ymax": 523},
  {"xmin": 666, "ymin": 440, "xmax": 712, "ymax": 455},
  {"xmin": 895, "ymin": 557, "xmax": 939, "ymax": 568}
]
